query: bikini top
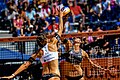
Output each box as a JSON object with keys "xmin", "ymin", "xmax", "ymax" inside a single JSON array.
[
  {"xmin": 41, "ymin": 43, "xmax": 58, "ymax": 64},
  {"xmin": 66, "ymin": 48, "xmax": 83, "ymax": 65}
]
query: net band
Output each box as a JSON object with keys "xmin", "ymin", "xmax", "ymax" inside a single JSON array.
[{"xmin": 0, "ymin": 30, "xmax": 120, "ymax": 42}]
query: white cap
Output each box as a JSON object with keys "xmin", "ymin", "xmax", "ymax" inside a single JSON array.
[
  {"xmin": 52, "ymin": 17, "xmax": 55, "ymax": 20},
  {"xmin": 29, "ymin": 25, "xmax": 33, "ymax": 28},
  {"xmin": 38, "ymin": 5, "xmax": 42, "ymax": 8}
]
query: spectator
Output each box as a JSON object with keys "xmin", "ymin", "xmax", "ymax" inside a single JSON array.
[
  {"xmin": 35, "ymin": 14, "xmax": 49, "ymax": 33},
  {"xmin": 56, "ymin": 0, "xmax": 64, "ymax": 10},
  {"xmin": 21, "ymin": 1, "xmax": 29, "ymax": 11},
  {"xmin": 96, "ymin": 36, "xmax": 110, "ymax": 57},
  {"xmin": 40, "ymin": 1, "xmax": 51, "ymax": 19},
  {"xmin": 52, "ymin": 1, "xmax": 59, "ymax": 16},
  {"xmin": 85, "ymin": 25, "xmax": 94, "ymax": 43},
  {"xmin": 18, "ymin": 8, "xmax": 26, "ymax": 18},
  {"xmin": 36, "ymin": 5, "xmax": 44, "ymax": 18},
  {"xmin": 26, "ymin": 24, "xmax": 34, "ymax": 36},
  {"xmin": 103, "ymin": 0, "xmax": 111, "ymax": 11},
  {"xmin": 7, "ymin": 1, "xmax": 18, "ymax": 20},
  {"xmin": 76, "ymin": 0, "xmax": 89, "ymax": 15},
  {"xmin": 102, "ymin": 0, "xmax": 115, "ymax": 21},
  {"xmin": 110, "ymin": 0, "xmax": 118, "ymax": 20},
  {"xmin": 96, "ymin": 26, "xmax": 104, "ymax": 40},
  {"xmin": 64, "ymin": 20, "xmax": 71, "ymax": 33},
  {"xmin": 30, "ymin": 0, "xmax": 38, "ymax": 11},
  {"xmin": 68, "ymin": 0, "xmax": 85, "ymax": 23},
  {"xmin": 116, "ymin": 0, "xmax": 120, "ymax": 6},
  {"xmin": 90, "ymin": 0, "xmax": 103, "ymax": 21},
  {"xmin": 34, "ymin": 22, "xmax": 44, "ymax": 35},
  {"xmin": 47, "ymin": 17, "xmax": 59, "ymax": 35},
  {"xmin": 20, "ymin": 24, "xmax": 27, "ymax": 37},
  {"xmin": 25, "ymin": 5, "xmax": 36, "ymax": 20},
  {"xmin": 13, "ymin": 14, "xmax": 23, "ymax": 36}
]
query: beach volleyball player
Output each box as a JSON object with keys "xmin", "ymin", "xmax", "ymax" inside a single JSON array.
[
  {"xmin": 0, "ymin": 7, "xmax": 71, "ymax": 80},
  {"xmin": 60, "ymin": 38, "xmax": 110, "ymax": 80}
]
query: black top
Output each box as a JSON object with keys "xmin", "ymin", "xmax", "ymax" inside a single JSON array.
[{"xmin": 66, "ymin": 48, "xmax": 83, "ymax": 65}]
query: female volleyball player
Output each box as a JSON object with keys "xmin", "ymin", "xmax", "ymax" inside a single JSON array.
[
  {"xmin": 60, "ymin": 37, "xmax": 109, "ymax": 80},
  {"xmin": 1, "ymin": 7, "xmax": 71, "ymax": 80}
]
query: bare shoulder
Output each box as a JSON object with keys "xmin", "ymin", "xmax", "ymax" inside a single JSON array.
[
  {"xmin": 50, "ymin": 37, "xmax": 58, "ymax": 44},
  {"xmin": 36, "ymin": 49, "xmax": 44, "ymax": 58},
  {"xmin": 81, "ymin": 49, "xmax": 88, "ymax": 57}
]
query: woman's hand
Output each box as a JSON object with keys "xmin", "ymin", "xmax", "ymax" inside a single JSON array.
[
  {"xmin": 60, "ymin": 10, "xmax": 64, "ymax": 18},
  {"xmin": 0, "ymin": 74, "xmax": 15, "ymax": 79},
  {"xmin": 0, "ymin": 75, "xmax": 15, "ymax": 79},
  {"xmin": 99, "ymin": 67, "xmax": 110, "ymax": 73},
  {"xmin": 104, "ymin": 68, "xmax": 110, "ymax": 73}
]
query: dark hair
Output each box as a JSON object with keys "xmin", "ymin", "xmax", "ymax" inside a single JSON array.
[
  {"xmin": 62, "ymin": 39, "xmax": 68, "ymax": 44},
  {"xmin": 36, "ymin": 33, "xmax": 47, "ymax": 48},
  {"xmin": 37, "ymin": 33, "xmax": 47, "ymax": 42}
]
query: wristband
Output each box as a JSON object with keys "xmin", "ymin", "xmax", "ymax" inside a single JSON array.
[
  {"xmin": 99, "ymin": 66, "xmax": 103, "ymax": 70},
  {"xmin": 28, "ymin": 57, "xmax": 35, "ymax": 63},
  {"xmin": 54, "ymin": 33, "xmax": 61, "ymax": 42},
  {"xmin": 12, "ymin": 74, "xmax": 15, "ymax": 77}
]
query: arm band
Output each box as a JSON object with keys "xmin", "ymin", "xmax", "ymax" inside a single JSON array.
[
  {"xmin": 28, "ymin": 57, "xmax": 35, "ymax": 63},
  {"xmin": 12, "ymin": 74, "xmax": 15, "ymax": 77},
  {"xmin": 54, "ymin": 33, "xmax": 61, "ymax": 42}
]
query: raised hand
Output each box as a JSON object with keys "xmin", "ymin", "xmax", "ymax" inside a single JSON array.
[{"xmin": 59, "ymin": 9, "xmax": 64, "ymax": 18}]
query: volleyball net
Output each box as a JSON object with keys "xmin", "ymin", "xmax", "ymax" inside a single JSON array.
[{"xmin": 0, "ymin": 30, "xmax": 120, "ymax": 80}]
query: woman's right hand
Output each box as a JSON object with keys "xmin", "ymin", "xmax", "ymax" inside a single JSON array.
[{"xmin": 59, "ymin": 10, "xmax": 63, "ymax": 18}]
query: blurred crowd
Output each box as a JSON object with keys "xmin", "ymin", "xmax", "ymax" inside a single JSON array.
[
  {"xmin": 0, "ymin": 0, "xmax": 120, "ymax": 58},
  {"xmin": 0, "ymin": 0, "xmax": 120, "ymax": 35}
]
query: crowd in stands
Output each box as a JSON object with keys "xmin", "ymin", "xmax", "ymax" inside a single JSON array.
[{"xmin": 0, "ymin": 0, "xmax": 120, "ymax": 58}]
